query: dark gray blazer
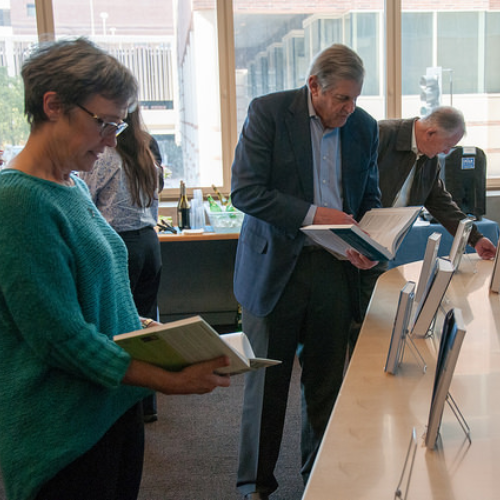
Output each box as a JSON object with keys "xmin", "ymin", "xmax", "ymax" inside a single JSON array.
[
  {"xmin": 377, "ymin": 118, "xmax": 482, "ymax": 246},
  {"xmin": 231, "ymin": 86, "xmax": 380, "ymax": 317}
]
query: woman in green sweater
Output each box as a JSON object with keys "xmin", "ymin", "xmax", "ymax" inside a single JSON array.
[{"xmin": 0, "ymin": 38, "xmax": 230, "ymax": 500}]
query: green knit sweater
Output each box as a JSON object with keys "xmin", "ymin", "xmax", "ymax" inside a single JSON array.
[{"xmin": 0, "ymin": 170, "xmax": 150, "ymax": 500}]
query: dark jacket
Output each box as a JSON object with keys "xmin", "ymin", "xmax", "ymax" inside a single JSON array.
[
  {"xmin": 231, "ymin": 86, "xmax": 380, "ymax": 316},
  {"xmin": 377, "ymin": 117, "xmax": 482, "ymax": 246}
]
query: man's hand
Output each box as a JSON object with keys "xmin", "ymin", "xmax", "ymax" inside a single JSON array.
[
  {"xmin": 474, "ymin": 237, "xmax": 497, "ymax": 260},
  {"xmin": 345, "ymin": 249, "xmax": 379, "ymax": 270},
  {"xmin": 313, "ymin": 207, "xmax": 358, "ymax": 226}
]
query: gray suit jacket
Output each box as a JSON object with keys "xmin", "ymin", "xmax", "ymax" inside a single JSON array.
[
  {"xmin": 231, "ymin": 86, "xmax": 380, "ymax": 316},
  {"xmin": 377, "ymin": 118, "xmax": 482, "ymax": 246}
]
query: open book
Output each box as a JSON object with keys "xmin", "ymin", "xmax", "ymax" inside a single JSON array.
[
  {"xmin": 301, "ymin": 206, "xmax": 422, "ymax": 261},
  {"xmin": 114, "ymin": 315, "xmax": 281, "ymax": 375}
]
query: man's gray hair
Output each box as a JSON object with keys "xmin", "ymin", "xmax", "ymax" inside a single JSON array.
[
  {"xmin": 22, "ymin": 37, "xmax": 138, "ymax": 128},
  {"xmin": 421, "ymin": 106, "xmax": 466, "ymax": 137},
  {"xmin": 307, "ymin": 43, "xmax": 365, "ymax": 91}
]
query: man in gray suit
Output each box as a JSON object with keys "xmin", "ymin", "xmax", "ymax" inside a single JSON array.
[{"xmin": 231, "ymin": 44, "xmax": 380, "ymax": 500}]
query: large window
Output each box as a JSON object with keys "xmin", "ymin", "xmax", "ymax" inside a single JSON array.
[
  {"xmin": 232, "ymin": 3, "xmax": 385, "ymax": 132},
  {"xmin": 52, "ymin": 0, "xmax": 223, "ymax": 192},
  {"xmin": 401, "ymin": 2, "xmax": 500, "ymax": 177},
  {"xmin": 1, "ymin": 0, "xmax": 499, "ymax": 191}
]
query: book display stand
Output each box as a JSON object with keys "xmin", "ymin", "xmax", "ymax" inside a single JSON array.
[
  {"xmin": 444, "ymin": 392, "xmax": 471, "ymax": 445},
  {"xmin": 302, "ymin": 257, "xmax": 500, "ymax": 500},
  {"xmin": 415, "ymin": 232, "xmax": 441, "ymax": 304},
  {"xmin": 448, "ymin": 218, "xmax": 474, "ymax": 271},
  {"xmin": 394, "ymin": 428, "xmax": 418, "ymax": 500},
  {"xmin": 490, "ymin": 244, "xmax": 500, "ymax": 293},
  {"xmin": 424, "ymin": 308, "xmax": 470, "ymax": 449},
  {"xmin": 385, "ymin": 281, "xmax": 426, "ymax": 374},
  {"xmin": 411, "ymin": 258, "xmax": 455, "ymax": 338}
]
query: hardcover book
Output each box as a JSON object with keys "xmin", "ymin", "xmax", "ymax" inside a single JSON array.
[
  {"xmin": 385, "ymin": 281, "xmax": 416, "ymax": 375},
  {"xmin": 301, "ymin": 206, "xmax": 422, "ymax": 261},
  {"xmin": 114, "ymin": 315, "xmax": 281, "ymax": 375},
  {"xmin": 425, "ymin": 308, "xmax": 466, "ymax": 449},
  {"xmin": 411, "ymin": 258, "xmax": 455, "ymax": 337},
  {"xmin": 490, "ymin": 245, "xmax": 500, "ymax": 293},
  {"xmin": 448, "ymin": 218, "xmax": 473, "ymax": 270},
  {"xmin": 415, "ymin": 232, "xmax": 442, "ymax": 304}
]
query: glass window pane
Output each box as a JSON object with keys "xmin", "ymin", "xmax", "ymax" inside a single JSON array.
[
  {"xmin": 402, "ymin": 12, "xmax": 433, "ymax": 96},
  {"xmin": 233, "ymin": 0, "xmax": 385, "ymax": 134},
  {"xmin": 437, "ymin": 11, "xmax": 479, "ymax": 94},
  {"xmin": 485, "ymin": 12, "xmax": 500, "ymax": 93},
  {"xmin": 50, "ymin": 0, "xmax": 222, "ymax": 190},
  {"xmin": 0, "ymin": 1, "xmax": 35, "ymax": 166},
  {"xmin": 401, "ymin": 3, "xmax": 500, "ymax": 177}
]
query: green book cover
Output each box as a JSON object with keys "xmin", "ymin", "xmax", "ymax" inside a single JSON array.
[{"xmin": 114, "ymin": 315, "xmax": 281, "ymax": 375}]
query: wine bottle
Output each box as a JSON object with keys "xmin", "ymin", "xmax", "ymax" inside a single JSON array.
[
  {"xmin": 225, "ymin": 195, "xmax": 235, "ymax": 211},
  {"xmin": 177, "ymin": 180, "xmax": 191, "ymax": 230},
  {"xmin": 212, "ymin": 184, "xmax": 228, "ymax": 206},
  {"xmin": 207, "ymin": 194, "xmax": 223, "ymax": 212},
  {"xmin": 224, "ymin": 195, "xmax": 237, "ymax": 218}
]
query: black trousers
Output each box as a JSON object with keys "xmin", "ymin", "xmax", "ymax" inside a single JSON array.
[
  {"xmin": 36, "ymin": 404, "xmax": 144, "ymax": 500},
  {"xmin": 120, "ymin": 225, "xmax": 162, "ymax": 416},
  {"xmin": 119, "ymin": 226, "xmax": 162, "ymax": 320},
  {"xmin": 237, "ymin": 249, "xmax": 355, "ymax": 496}
]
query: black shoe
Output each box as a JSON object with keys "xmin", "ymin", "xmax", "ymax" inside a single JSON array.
[
  {"xmin": 244, "ymin": 494, "xmax": 269, "ymax": 500},
  {"xmin": 143, "ymin": 412, "xmax": 158, "ymax": 423}
]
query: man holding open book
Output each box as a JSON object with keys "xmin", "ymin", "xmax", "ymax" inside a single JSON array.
[{"xmin": 231, "ymin": 43, "xmax": 380, "ymax": 500}]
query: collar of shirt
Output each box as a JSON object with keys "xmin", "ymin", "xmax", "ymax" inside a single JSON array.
[
  {"xmin": 411, "ymin": 121, "xmax": 422, "ymax": 159},
  {"xmin": 308, "ymin": 89, "xmax": 336, "ymax": 133},
  {"xmin": 308, "ymin": 89, "xmax": 316, "ymax": 119}
]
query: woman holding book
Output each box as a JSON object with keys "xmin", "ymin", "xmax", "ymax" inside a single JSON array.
[
  {"xmin": 0, "ymin": 38, "xmax": 229, "ymax": 500},
  {"xmin": 81, "ymin": 105, "xmax": 163, "ymax": 423}
]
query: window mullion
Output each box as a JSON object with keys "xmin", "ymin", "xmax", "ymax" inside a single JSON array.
[{"xmin": 35, "ymin": 0, "xmax": 55, "ymax": 41}]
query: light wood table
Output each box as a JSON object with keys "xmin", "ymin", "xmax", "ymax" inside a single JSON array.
[
  {"xmin": 303, "ymin": 255, "xmax": 500, "ymax": 500},
  {"xmin": 157, "ymin": 230, "xmax": 239, "ymax": 243}
]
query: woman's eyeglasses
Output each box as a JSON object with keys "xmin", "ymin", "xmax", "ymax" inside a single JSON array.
[{"xmin": 76, "ymin": 103, "xmax": 128, "ymax": 137}]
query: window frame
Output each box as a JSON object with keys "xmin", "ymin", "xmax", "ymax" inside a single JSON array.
[{"xmin": 27, "ymin": 0, "xmax": 500, "ymax": 193}]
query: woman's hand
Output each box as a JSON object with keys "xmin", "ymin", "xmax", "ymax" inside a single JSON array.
[{"xmin": 122, "ymin": 356, "xmax": 231, "ymax": 395}]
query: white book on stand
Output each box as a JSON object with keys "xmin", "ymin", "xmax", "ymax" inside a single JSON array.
[
  {"xmin": 415, "ymin": 232, "xmax": 442, "ymax": 305},
  {"xmin": 425, "ymin": 308, "xmax": 467, "ymax": 449},
  {"xmin": 448, "ymin": 218, "xmax": 473, "ymax": 270},
  {"xmin": 490, "ymin": 245, "xmax": 500, "ymax": 293},
  {"xmin": 385, "ymin": 281, "xmax": 416, "ymax": 375},
  {"xmin": 411, "ymin": 258, "xmax": 455, "ymax": 337}
]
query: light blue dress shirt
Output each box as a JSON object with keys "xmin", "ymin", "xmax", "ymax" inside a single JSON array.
[{"xmin": 303, "ymin": 91, "xmax": 343, "ymax": 226}]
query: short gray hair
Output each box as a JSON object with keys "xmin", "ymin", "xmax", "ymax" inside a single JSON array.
[
  {"xmin": 307, "ymin": 43, "xmax": 365, "ymax": 91},
  {"xmin": 421, "ymin": 106, "xmax": 466, "ymax": 137},
  {"xmin": 22, "ymin": 37, "xmax": 138, "ymax": 127}
]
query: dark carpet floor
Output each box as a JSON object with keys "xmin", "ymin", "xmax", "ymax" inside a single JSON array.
[
  {"xmin": 0, "ymin": 360, "xmax": 304, "ymax": 500},
  {"xmin": 138, "ymin": 359, "xmax": 304, "ymax": 500}
]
